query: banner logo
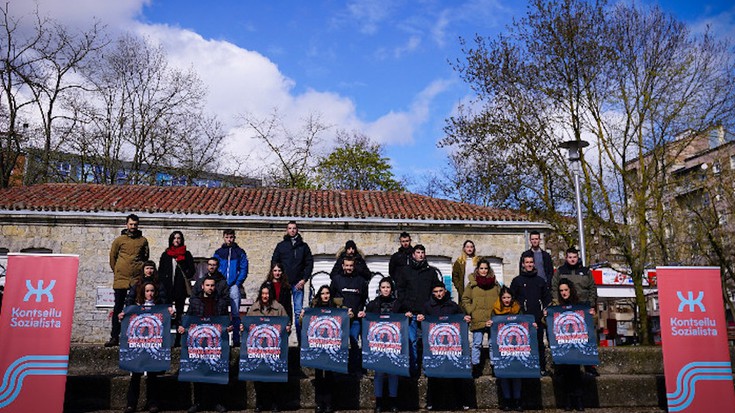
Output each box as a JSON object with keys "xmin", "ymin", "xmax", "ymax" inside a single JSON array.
[
  {"xmin": 307, "ymin": 316, "xmax": 342, "ymax": 349},
  {"xmin": 366, "ymin": 321, "xmax": 402, "ymax": 354},
  {"xmin": 0, "ymin": 355, "xmax": 69, "ymax": 408},
  {"xmin": 23, "ymin": 280, "xmax": 56, "ymax": 303},
  {"xmin": 553, "ymin": 310, "xmax": 589, "ymax": 345},
  {"xmin": 246, "ymin": 324, "xmax": 282, "ymax": 360},
  {"xmin": 427, "ymin": 323, "xmax": 462, "ymax": 358},
  {"xmin": 677, "ymin": 291, "xmax": 705, "ymax": 313},
  {"xmin": 666, "ymin": 361, "xmax": 733, "ymax": 412},
  {"xmin": 497, "ymin": 322, "xmax": 532, "ymax": 358},
  {"xmin": 126, "ymin": 313, "xmax": 165, "ymax": 350},
  {"xmin": 187, "ymin": 323, "xmax": 223, "ymax": 367}
]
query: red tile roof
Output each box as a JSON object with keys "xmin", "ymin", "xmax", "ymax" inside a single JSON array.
[{"xmin": 0, "ymin": 184, "xmax": 526, "ymax": 221}]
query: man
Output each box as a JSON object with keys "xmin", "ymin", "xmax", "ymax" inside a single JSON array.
[
  {"xmin": 193, "ymin": 257, "xmax": 228, "ymax": 299},
  {"xmin": 330, "ymin": 256, "xmax": 368, "ymax": 374},
  {"xmin": 395, "ymin": 244, "xmax": 441, "ymax": 376},
  {"xmin": 214, "ymin": 229, "xmax": 248, "ymax": 347},
  {"xmin": 510, "ymin": 255, "xmax": 552, "ymax": 376},
  {"xmin": 519, "ymin": 231, "xmax": 554, "ymax": 289},
  {"xmin": 330, "ymin": 240, "xmax": 371, "ymax": 281},
  {"xmin": 388, "ymin": 231, "xmax": 413, "ymax": 282},
  {"xmin": 271, "ymin": 221, "xmax": 313, "ymax": 338},
  {"xmin": 552, "ymin": 247, "xmax": 600, "ymax": 376},
  {"xmin": 107, "ymin": 213, "xmax": 149, "ymax": 347},
  {"xmin": 179, "ymin": 275, "xmax": 231, "ymax": 413}
]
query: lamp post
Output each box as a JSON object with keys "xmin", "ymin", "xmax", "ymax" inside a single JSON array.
[{"xmin": 560, "ymin": 139, "xmax": 589, "ymax": 266}]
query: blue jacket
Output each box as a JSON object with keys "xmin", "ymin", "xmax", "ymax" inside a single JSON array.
[{"xmin": 214, "ymin": 242, "xmax": 248, "ymax": 287}]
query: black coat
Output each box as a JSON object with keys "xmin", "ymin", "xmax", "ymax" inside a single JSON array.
[
  {"xmin": 330, "ymin": 271, "xmax": 368, "ymax": 312},
  {"xmin": 389, "ymin": 246, "xmax": 413, "ymax": 280},
  {"xmin": 158, "ymin": 250, "xmax": 195, "ymax": 302},
  {"xmin": 271, "ymin": 234, "xmax": 314, "ymax": 285},
  {"xmin": 192, "ymin": 271, "xmax": 228, "ymax": 299},
  {"xmin": 330, "ymin": 252, "xmax": 371, "ymax": 281},
  {"xmin": 396, "ymin": 259, "xmax": 441, "ymax": 314},
  {"xmin": 519, "ymin": 248, "xmax": 554, "ymax": 288},
  {"xmin": 510, "ymin": 269, "xmax": 551, "ymax": 322},
  {"xmin": 365, "ymin": 295, "xmax": 400, "ymax": 315},
  {"xmin": 422, "ymin": 294, "xmax": 463, "ymax": 316},
  {"xmin": 187, "ymin": 292, "xmax": 229, "ymax": 317}
]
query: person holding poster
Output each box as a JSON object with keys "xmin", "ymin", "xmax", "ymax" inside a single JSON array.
[
  {"xmin": 118, "ymin": 280, "xmax": 172, "ymax": 413},
  {"xmin": 547, "ymin": 279, "xmax": 588, "ymax": 412},
  {"xmin": 417, "ymin": 279, "xmax": 472, "ymax": 411},
  {"xmin": 461, "ymin": 258, "xmax": 501, "ymax": 378},
  {"xmin": 178, "ymin": 275, "xmax": 232, "ymax": 413},
  {"xmin": 331, "ymin": 255, "xmax": 369, "ymax": 375},
  {"xmin": 358, "ymin": 277, "xmax": 402, "ymax": 413},
  {"xmin": 510, "ymin": 255, "xmax": 551, "ymax": 376},
  {"xmin": 244, "ymin": 282, "xmax": 291, "ymax": 412}
]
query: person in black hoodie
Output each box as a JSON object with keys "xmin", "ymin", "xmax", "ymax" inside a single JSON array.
[
  {"xmin": 417, "ymin": 279, "xmax": 472, "ymax": 411},
  {"xmin": 510, "ymin": 255, "xmax": 552, "ymax": 376},
  {"xmin": 395, "ymin": 244, "xmax": 441, "ymax": 376},
  {"xmin": 330, "ymin": 240, "xmax": 371, "ymax": 281},
  {"xmin": 358, "ymin": 277, "xmax": 401, "ymax": 413},
  {"xmin": 331, "ymin": 255, "xmax": 369, "ymax": 374},
  {"xmin": 271, "ymin": 221, "xmax": 314, "ymax": 338}
]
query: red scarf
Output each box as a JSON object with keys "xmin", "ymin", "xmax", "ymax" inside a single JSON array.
[
  {"xmin": 166, "ymin": 245, "xmax": 187, "ymax": 262},
  {"xmin": 475, "ymin": 274, "xmax": 496, "ymax": 289},
  {"xmin": 273, "ymin": 280, "xmax": 282, "ymax": 302}
]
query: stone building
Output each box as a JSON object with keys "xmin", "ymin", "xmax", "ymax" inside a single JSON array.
[{"xmin": 0, "ymin": 183, "xmax": 549, "ymax": 343}]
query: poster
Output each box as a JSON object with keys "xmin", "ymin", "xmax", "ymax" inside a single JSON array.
[
  {"xmin": 119, "ymin": 304, "xmax": 172, "ymax": 373},
  {"xmin": 421, "ymin": 314, "xmax": 471, "ymax": 378},
  {"xmin": 178, "ymin": 315, "xmax": 230, "ymax": 384},
  {"xmin": 300, "ymin": 307, "xmax": 349, "ymax": 374},
  {"xmin": 361, "ymin": 313, "xmax": 409, "ymax": 377},
  {"xmin": 239, "ymin": 316, "xmax": 289, "ymax": 382},
  {"xmin": 546, "ymin": 304, "xmax": 599, "ymax": 365},
  {"xmin": 491, "ymin": 314, "xmax": 540, "ymax": 378}
]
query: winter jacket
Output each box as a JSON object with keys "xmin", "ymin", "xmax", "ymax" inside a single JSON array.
[
  {"xmin": 461, "ymin": 274, "xmax": 501, "ymax": 331},
  {"xmin": 330, "ymin": 252, "xmax": 372, "ymax": 281},
  {"xmin": 395, "ymin": 258, "xmax": 442, "ymax": 314},
  {"xmin": 187, "ymin": 290, "xmax": 229, "ymax": 317},
  {"xmin": 124, "ymin": 276, "xmax": 168, "ymax": 306},
  {"xmin": 509, "ymin": 268, "xmax": 551, "ymax": 323},
  {"xmin": 519, "ymin": 248, "xmax": 554, "ymax": 288},
  {"xmin": 271, "ymin": 234, "xmax": 314, "ymax": 285},
  {"xmin": 158, "ymin": 249, "xmax": 195, "ymax": 302},
  {"xmin": 109, "ymin": 229, "xmax": 149, "ymax": 289},
  {"xmin": 214, "ymin": 242, "xmax": 249, "ymax": 287},
  {"xmin": 192, "ymin": 271, "xmax": 228, "ymax": 299},
  {"xmin": 365, "ymin": 295, "xmax": 400, "ymax": 315},
  {"xmin": 552, "ymin": 262, "xmax": 598, "ymax": 307},
  {"xmin": 248, "ymin": 299, "xmax": 288, "ymax": 317},
  {"xmin": 330, "ymin": 271, "xmax": 368, "ymax": 313},
  {"xmin": 388, "ymin": 246, "xmax": 413, "ymax": 281},
  {"xmin": 422, "ymin": 294, "xmax": 463, "ymax": 317},
  {"xmin": 451, "ymin": 255, "xmax": 482, "ymax": 300}
]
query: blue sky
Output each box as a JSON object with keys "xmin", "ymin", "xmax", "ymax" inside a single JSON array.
[{"xmin": 15, "ymin": 0, "xmax": 735, "ymax": 190}]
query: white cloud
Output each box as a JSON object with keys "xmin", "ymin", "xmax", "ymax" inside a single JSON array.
[{"xmin": 344, "ymin": 0, "xmax": 397, "ymax": 35}]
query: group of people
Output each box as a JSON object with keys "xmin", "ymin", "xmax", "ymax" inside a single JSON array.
[{"xmin": 109, "ymin": 213, "xmax": 599, "ymax": 413}]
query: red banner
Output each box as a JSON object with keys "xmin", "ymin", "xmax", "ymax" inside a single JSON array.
[
  {"xmin": 658, "ymin": 266, "xmax": 735, "ymax": 413},
  {"xmin": 0, "ymin": 254, "xmax": 78, "ymax": 413}
]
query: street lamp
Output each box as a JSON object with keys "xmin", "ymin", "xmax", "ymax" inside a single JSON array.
[{"xmin": 560, "ymin": 139, "xmax": 589, "ymax": 266}]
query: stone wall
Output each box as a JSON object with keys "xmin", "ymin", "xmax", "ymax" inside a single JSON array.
[{"xmin": 0, "ymin": 212, "xmax": 543, "ymax": 343}]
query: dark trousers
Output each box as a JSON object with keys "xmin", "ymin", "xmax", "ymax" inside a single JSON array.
[
  {"xmin": 556, "ymin": 364, "xmax": 583, "ymax": 402},
  {"xmin": 426, "ymin": 377, "xmax": 472, "ymax": 408},
  {"xmin": 254, "ymin": 382, "xmax": 281, "ymax": 408},
  {"xmin": 537, "ymin": 324, "xmax": 547, "ymax": 370},
  {"xmin": 111, "ymin": 288, "xmax": 128, "ymax": 339},
  {"xmin": 126, "ymin": 372, "xmax": 160, "ymax": 408},
  {"xmin": 193, "ymin": 382, "xmax": 226, "ymax": 409},
  {"xmin": 314, "ymin": 369, "xmax": 334, "ymax": 407}
]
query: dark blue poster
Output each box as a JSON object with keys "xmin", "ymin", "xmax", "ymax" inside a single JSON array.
[
  {"xmin": 491, "ymin": 314, "xmax": 540, "ymax": 378},
  {"xmin": 300, "ymin": 307, "xmax": 349, "ymax": 374},
  {"xmin": 119, "ymin": 304, "xmax": 172, "ymax": 373},
  {"xmin": 178, "ymin": 315, "xmax": 230, "ymax": 384},
  {"xmin": 238, "ymin": 316, "xmax": 289, "ymax": 382},
  {"xmin": 361, "ymin": 313, "xmax": 410, "ymax": 377},
  {"xmin": 421, "ymin": 314, "xmax": 472, "ymax": 378},
  {"xmin": 546, "ymin": 304, "xmax": 599, "ymax": 365}
]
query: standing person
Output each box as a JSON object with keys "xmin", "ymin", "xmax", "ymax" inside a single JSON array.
[
  {"xmin": 461, "ymin": 258, "xmax": 501, "ymax": 378},
  {"xmin": 271, "ymin": 221, "xmax": 313, "ymax": 339},
  {"xmin": 214, "ymin": 229, "xmax": 249, "ymax": 347},
  {"xmin": 510, "ymin": 255, "xmax": 552, "ymax": 376},
  {"xmin": 108, "ymin": 213, "xmax": 149, "ymax": 347},
  {"xmin": 546, "ymin": 279, "xmax": 589, "ymax": 412},
  {"xmin": 491, "ymin": 287, "xmax": 528, "ymax": 412},
  {"xmin": 179, "ymin": 275, "xmax": 232, "ymax": 413},
  {"xmin": 124, "ymin": 261, "xmax": 168, "ymax": 307},
  {"xmin": 300, "ymin": 285, "xmax": 352, "ymax": 413},
  {"xmin": 331, "ymin": 255, "xmax": 369, "ymax": 375},
  {"xmin": 519, "ymin": 231, "xmax": 554, "ymax": 289},
  {"xmin": 388, "ymin": 232, "xmax": 413, "ymax": 282},
  {"xmin": 417, "ymin": 280, "xmax": 472, "ymax": 411},
  {"xmin": 395, "ymin": 244, "xmax": 441, "ymax": 377},
  {"xmin": 358, "ymin": 277, "xmax": 401, "ymax": 413},
  {"xmin": 452, "ymin": 240, "xmax": 482, "ymax": 299},
  {"xmin": 119, "ymin": 280, "xmax": 171, "ymax": 413},
  {"xmin": 246, "ymin": 282, "xmax": 290, "ymax": 413},
  {"xmin": 265, "ymin": 262, "xmax": 293, "ymax": 328},
  {"xmin": 330, "ymin": 240, "xmax": 371, "ymax": 281},
  {"xmin": 159, "ymin": 230, "xmax": 195, "ymax": 347},
  {"xmin": 551, "ymin": 247, "xmax": 599, "ymax": 376},
  {"xmin": 193, "ymin": 257, "xmax": 228, "ymax": 299}
]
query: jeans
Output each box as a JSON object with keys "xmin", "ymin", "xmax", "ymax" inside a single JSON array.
[
  {"xmin": 111, "ymin": 288, "xmax": 128, "ymax": 340},
  {"xmin": 349, "ymin": 319, "xmax": 362, "ymax": 372},
  {"xmin": 408, "ymin": 316, "xmax": 421, "ymax": 375},
  {"xmin": 499, "ymin": 377, "xmax": 521, "ymax": 400},
  {"xmin": 229, "ymin": 284, "xmax": 241, "ymax": 345},
  {"xmin": 292, "ymin": 285, "xmax": 304, "ymax": 340},
  {"xmin": 374, "ymin": 372, "xmax": 399, "ymax": 397},
  {"xmin": 471, "ymin": 328, "xmax": 490, "ymax": 366}
]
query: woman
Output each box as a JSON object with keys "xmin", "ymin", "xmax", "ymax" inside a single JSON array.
[
  {"xmin": 461, "ymin": 258, "xmax": 501, "ymax": 378},
  {"xmin": 119, "ymin": 281, "xmax": 167, "ymax": 413},
  {"xmin": 266, "ymin": 262, "xmax": 293, "ymax": 327},
  {"xmin": 300, "ymin": 285, "xmax": 353, "ymax": 413},
  {"xmin": 548, "ymin": 278, "xmax": 587, "ymax": 412},
  {"xmin": 451, "ymin": 240, "xmax": 481, "ymax": 299},
  {"xmin": 491, "ymin": 286, "xmax": 526, "ymax": 412},
  {"xmin": 125, "ymin": 261, "xmax": 167, "ymax": 307},
  {"xmin": 358, "ymin": 277, "xmax": 400, "ymax": 413},
  {"xmin": 158, "ymin": 231, "xmax": 195, "ymax": 347},
  {"xmin": 247, "ymin": 282, "xmax": 290, "ymax": 412}
]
